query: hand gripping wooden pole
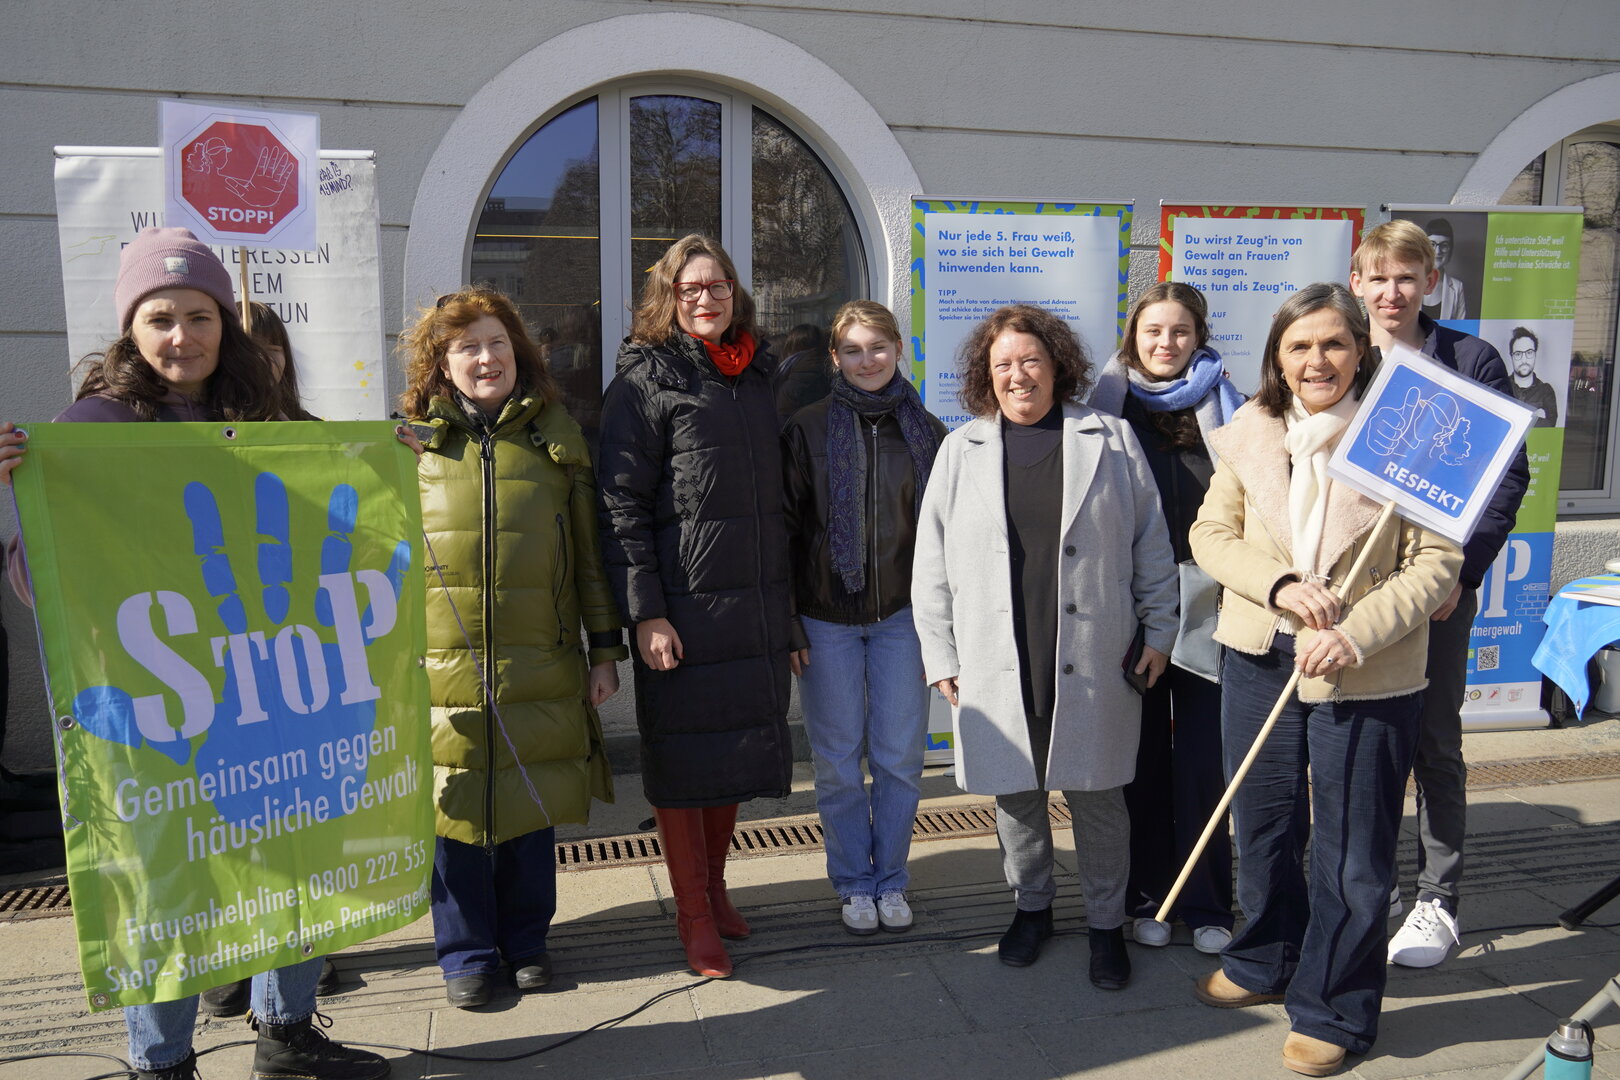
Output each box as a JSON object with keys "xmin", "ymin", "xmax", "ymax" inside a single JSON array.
[{"xmin": 1152, "ymin": 499, "xmax": 1399, "ymax": 926}]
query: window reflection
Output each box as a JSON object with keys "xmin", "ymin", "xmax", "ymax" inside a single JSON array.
[
  {"xmin": 630, "ymin": 95, "xmax": 721, "ymax": 311},
  {"xmin": 752, "ymin": 109, "xmax": 865, "ymax": 420},
  {"xmin": 473, "ymin": 89, "xmax": 869, "ymax": 445},
  {"xmin": 1559, "ymin": 140, "xmax": 1619, "ymax": 491},
  {"xmin": 473, "ymin": 98, "xmax": 604, "ymax": 446}
]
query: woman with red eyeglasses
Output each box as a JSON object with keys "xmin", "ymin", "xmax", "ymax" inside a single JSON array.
[{"xmin": 597, "ymin": 235, "xmax": 794, "ymax": 979}]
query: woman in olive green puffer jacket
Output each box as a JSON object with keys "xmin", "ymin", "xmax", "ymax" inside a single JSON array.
[{"xmin": 401, "ymin": 285, "xmax": 627, "ymax": 1008}]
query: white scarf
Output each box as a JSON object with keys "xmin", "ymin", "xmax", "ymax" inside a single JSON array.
[{"xmin": 1280, "ymin": 393, "xmax": 1361, "ymax": 631}]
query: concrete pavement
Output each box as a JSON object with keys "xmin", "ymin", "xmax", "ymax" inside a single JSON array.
[{"xmin": 3, "ymin": 716, "xmax": 1620, "ymax": 1079}]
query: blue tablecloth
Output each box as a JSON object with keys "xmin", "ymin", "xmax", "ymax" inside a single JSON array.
[{"xmin": 1534, "ymin": 574, "xmax": 1620, "ymax": 714}]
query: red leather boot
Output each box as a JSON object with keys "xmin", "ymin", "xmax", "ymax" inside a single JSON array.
[
  {"xmin": 703, "ymin": 803, "xmax": 750, "ymax": 939},
  {"xmin": 655, "ymin": 807, "xmax": 732, "ymax": 977}
]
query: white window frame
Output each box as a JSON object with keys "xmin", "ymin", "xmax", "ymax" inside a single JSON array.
[
  {"xmin": 406, "ymin": 11, "xmax": 920, "ymax": 384},
  {"xmin": 1525, "ymin": 125, "xmax": 1620, "ymax": 515}
]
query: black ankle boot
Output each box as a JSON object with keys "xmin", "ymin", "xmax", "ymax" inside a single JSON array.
[
  {"xmin": 136, "ymin": 1050, "xmax": 200, "ymax": 1080},
  {"xmin": 199, "ymin": 978, "xmax": 249, "ymax": 1017},
  {"xmin": 1088, "ymin": 926, "xmax": 1131, "ymax": 990},
  {"xmin": 251, "ymin": 1012, "xmax": 389, "ymax": 1080},
  {"xmin": 998, "ymin": 906, "xmax": 1054, "ymax": 967}
]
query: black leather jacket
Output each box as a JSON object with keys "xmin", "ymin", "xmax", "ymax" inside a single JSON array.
[{"xmin": 781, "ymin": 397, "xmax": 947, "ymax": 643}]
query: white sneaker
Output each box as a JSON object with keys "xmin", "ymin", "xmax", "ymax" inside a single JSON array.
[
  {"xmin": 1193, "ymin": 925, "xmax": 1232, "ymax": 954},
  {"xmin": 877, "ymin": 891, "xmax": 913, "ymax": 932},
  {"xmin": 842, "ymin": 894, "xmax": 878, "ymax": 935},
  {"xmin": 1133, "ymin": 917, "xmax": 1171, "ymax": 947},
  {"xmin": 1388, "ymin": 898, "xmax": 1460, "ymax": 968},
  {"xmin": 1389, "ymin": 884, "xmax": 1403, "ymax": 919}
]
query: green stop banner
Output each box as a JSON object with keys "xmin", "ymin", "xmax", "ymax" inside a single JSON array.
[{"xmin": 12, "ymin": 421, "xmax": 430, "ymax": 1010}]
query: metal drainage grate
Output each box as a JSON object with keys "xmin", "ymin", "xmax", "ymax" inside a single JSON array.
[
  {"xmin": 9, "ymin": 752, "xmax": 1620, "ymax": 909},
  {"xmin": 556, "ymin": 800, "xmax": 1074, "ymax": 872},
  {"xmin": 0, "ymin": 883, "xmax": 70, "ymax": 921},
  {"xmin": 1464, "ymin": 751, "xmax": 1620, "ymax": 790}
]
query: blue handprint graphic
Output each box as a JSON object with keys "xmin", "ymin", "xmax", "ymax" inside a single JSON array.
[
  {"xmin": 1366, "ymin": 387, "xmax": 1473, "ymax": 466},
  {"xmin": 72, "ymin": 473, "xmax": 413, "ymax": 828}
]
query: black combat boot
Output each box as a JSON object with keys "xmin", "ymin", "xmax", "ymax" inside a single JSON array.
[{"xmin": 250, "ymin": 1012, "xmax": 389, "ymax": 1080}]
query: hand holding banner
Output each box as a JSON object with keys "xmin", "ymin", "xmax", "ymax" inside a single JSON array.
[{"xmin": 13, "ymin": 422, "xmax": 430, "ymax": 1009}]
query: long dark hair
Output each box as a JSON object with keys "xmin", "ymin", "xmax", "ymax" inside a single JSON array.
[
  {"xmin": 73, "ymin": 299, "xmax": 279, "ymax": 422},
  {"xmin": 1120, "ymin": 281, "xmax": 1211, "ymax": 451},
  {"xmin": 242, "ymin": 301, "xmax": 319, "ymax": 421}
]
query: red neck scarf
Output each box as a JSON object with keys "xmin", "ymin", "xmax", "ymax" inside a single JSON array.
[{"xmin": 701, "ymin": 331, "xmax": 756, "ymax": 377}]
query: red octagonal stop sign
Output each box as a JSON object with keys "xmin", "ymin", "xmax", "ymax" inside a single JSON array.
[{"xmin": 179, "ymin": 120, "xmax": 301, "ymax": 237}]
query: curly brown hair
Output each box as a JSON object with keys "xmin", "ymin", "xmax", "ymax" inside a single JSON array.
[
  {"xmin": 72, "ymin": 299, "xmax": 279, "ymax": 422},
  {"xmin": 397, "ymin": 285, "xmax": 559, "ymax": 420},
  {"xmin": 957, "ymin": 304, "xmax": 1092, "ymax": 418},
  {"xmin": 628, "ymin": 234, "xmax": 756, "ymax": 347},
  {"xmin": 1253, "ymin": 282, "xmax": 1374, "ymax": 418}
]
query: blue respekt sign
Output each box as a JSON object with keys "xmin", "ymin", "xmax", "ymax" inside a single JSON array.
[{"xmin": 1329, "ymin": 342, "xmax": 1534, "ymax": 546}]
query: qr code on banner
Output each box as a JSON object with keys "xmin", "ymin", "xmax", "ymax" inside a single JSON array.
[{"xmin": 1477, "ymin": 645, "xmax": 1500, "ymax": 671}]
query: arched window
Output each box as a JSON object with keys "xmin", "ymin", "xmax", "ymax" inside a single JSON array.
[
  {"xmin": 1502, "ymin": 124, "xmax": 1620, "ymax": 511},
  {"xmin": 470, "ymin": 84, "xmax": 867, "ymax": 446}
]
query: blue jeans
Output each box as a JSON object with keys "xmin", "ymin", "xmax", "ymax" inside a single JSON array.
[
  {"xmin": 125, "ymin": 957, "xmax": 322, "ymax": 1072},
  {"xmin": 1221, "ymin": 640, "xmax": 1418, "ymax": 1055},
  {"xmin": 431, "ymin": 828, "xmax": 557, "ymax": 978},
  {"xmin": 798, "ymin": 608, "xmax": 929, "ymax": 898}
]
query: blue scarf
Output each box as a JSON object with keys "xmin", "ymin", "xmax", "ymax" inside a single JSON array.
[
  {"xmin": 826, "ymin": 370, "xmax": 942, "ymax": 594},
  {"xmin": 1124, "ymin": 347, "xmax": 1245, "ymax": 462}
]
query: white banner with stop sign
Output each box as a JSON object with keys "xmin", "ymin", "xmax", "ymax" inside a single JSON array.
[
  {"xmin": 161, "ymin": 101, "xmax": 319, "ymax": 250},
  {"xmin": 53, "ymin": 147, "xmax": 387, "ymax": 419}
]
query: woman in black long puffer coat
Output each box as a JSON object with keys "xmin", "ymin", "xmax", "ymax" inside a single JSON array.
[{"xmin": 597, "ymin": 234, "xmax": 793, "ymax": 979}]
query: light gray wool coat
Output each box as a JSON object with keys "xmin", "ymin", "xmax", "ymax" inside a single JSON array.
[{"xmin": 911, "ymin": 402, "xmax": 1180, "ymax": 796}]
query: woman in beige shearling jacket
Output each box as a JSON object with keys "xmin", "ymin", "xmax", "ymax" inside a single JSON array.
[{"xmin": 1185, "ymin": 284, "xmax": 1461, "ymax": 1077}]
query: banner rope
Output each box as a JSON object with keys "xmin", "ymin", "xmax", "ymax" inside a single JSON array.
[
  {"xmin": 7, "ymin": 476, "xmax": 83, "ymax": 830},
  {"xmin": 418, "ymin": 528, "xmax": 549, "ymax": 823}
]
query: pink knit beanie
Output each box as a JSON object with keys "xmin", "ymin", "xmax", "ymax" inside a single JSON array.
[{"xmin": 114, "ymin": 227, "xmax": 237, "ymax": 331}]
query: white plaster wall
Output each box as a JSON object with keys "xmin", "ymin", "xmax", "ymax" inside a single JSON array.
[{"xmin": 3, "ymin": 1, "xmax": 1620, "ymax": 768}]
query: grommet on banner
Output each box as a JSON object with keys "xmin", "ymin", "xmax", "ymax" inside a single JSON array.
[
  {"xmin": 416, "ymin": 656, "xmax": 426, "ymax": 667},
  {"xmin": 302, "ymin": 943, "xmax": 315, "ymax": 956},
  {"xmin": 90, "ymin": 993, "xmax": 109, "ymax": 1009},
  {"xmin": 58, "ymin": 715, "xmax": 75, "ymax": 731},
  {"xmin": 222, "ymin": 426, "xmax": 238, "ymax": 440}
]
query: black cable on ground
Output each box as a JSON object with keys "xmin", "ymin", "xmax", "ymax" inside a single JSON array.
[{"xmin": 2, "ymin": 917, "xmax": 1616, "ymax": 1077}]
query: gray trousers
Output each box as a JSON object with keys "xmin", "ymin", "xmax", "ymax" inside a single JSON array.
[
  {"xmin": 995, "ymin": 786, "xmax": 1128, "ymax": 930},
  {"xmin": 1412, "ymin": 587, "xmax": 1475, "ymax": 906}
]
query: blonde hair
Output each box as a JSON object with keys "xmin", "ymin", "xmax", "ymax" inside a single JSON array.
[
  {"xmin": 397, "ymin": 284, "xmax": 557, "ymax": 419},
  {"xmin": 628, "ymin": 234, "xmax": 756, "ymax": 346},
  {"xmin": 828, "ymin": 300, "xmax": 903, "ymax": 354},
  {"xmin": 1353, "ymin": 219, "xmax": 1436, "ymax": 278}
]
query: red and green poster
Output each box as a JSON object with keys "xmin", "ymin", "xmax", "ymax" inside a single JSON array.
[
  {"xmin": 13, "ymin": 422, "xmax": 430, "ymax": 1008},
  {"xmin": 1159, "ymin": 204, "xmax": 1363, "ymax": 393}
]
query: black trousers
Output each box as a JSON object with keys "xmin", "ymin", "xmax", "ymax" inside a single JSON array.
[{"xmin": 1122, "ymin": 664, "xmax": 1233, "ymax": 929}]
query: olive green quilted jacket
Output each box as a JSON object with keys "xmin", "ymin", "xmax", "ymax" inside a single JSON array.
[{"xmin": 416, "ymin": 392, "xmax": 626, "ymax": 846}]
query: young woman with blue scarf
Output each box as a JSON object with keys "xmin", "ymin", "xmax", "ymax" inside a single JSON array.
[
  {"xmin": 781, "ymin": 300, "xmax": 947, "ymax": 936},
  {"xmin": 1091, "ymin": 281, "xmax": 1244, "ymax": 956}
]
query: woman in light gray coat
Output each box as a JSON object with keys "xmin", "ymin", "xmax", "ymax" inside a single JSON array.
[{"xmin": 912, "ymin": 304, "xmax": 1179, "ymax": 991}]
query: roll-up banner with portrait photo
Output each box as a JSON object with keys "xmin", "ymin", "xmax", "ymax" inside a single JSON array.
[
  {"xmin": 910, "ymin": 196, "xmax": 1132, "ymax": 431},
  {"xmin": 53, "ymin": 147, "xmax": 389, "ymax": 420},
  {"xmin": 1158, "ymin": 204, "xmax": 1364, "ymax": 395},
  {"xmin": 1388, "ymin": 205, "xmax": 1584, "ymax": 730},
  {"xmin": 12, "ymin": 421, "xmax": 430, "ymax": 1009}
]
